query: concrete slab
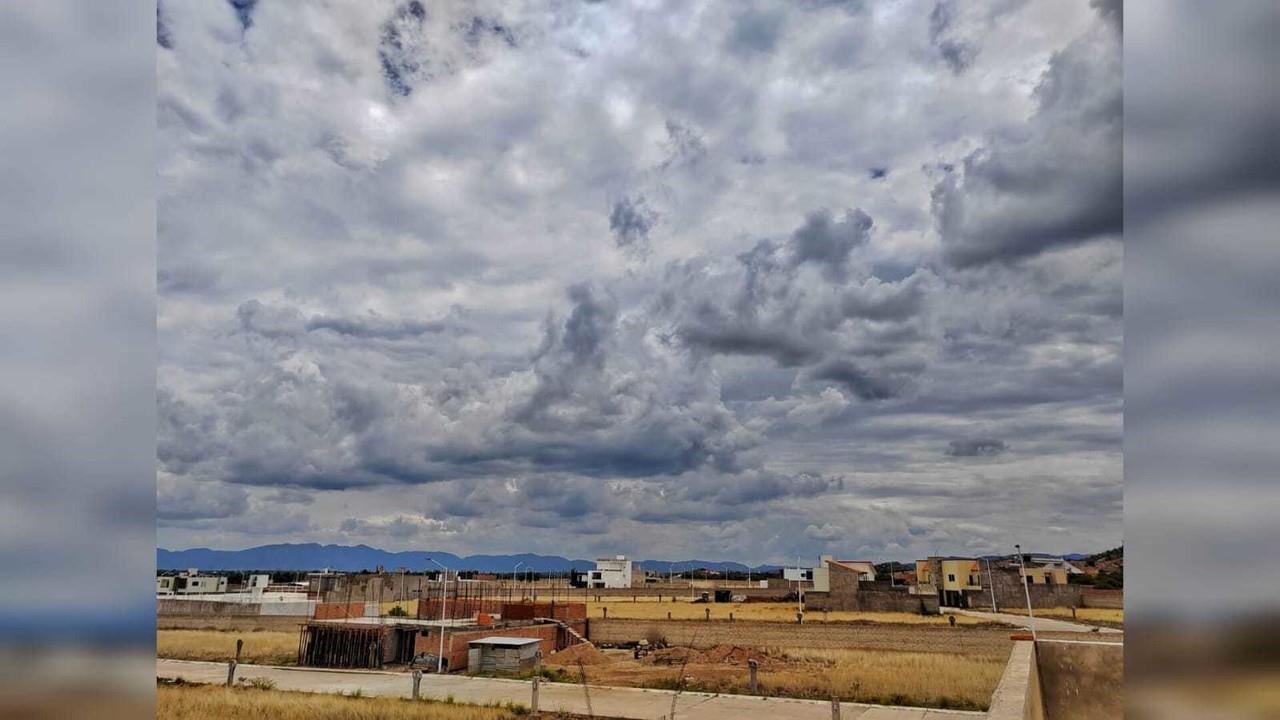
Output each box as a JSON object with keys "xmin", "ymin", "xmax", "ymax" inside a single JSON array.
[{"xmin": 945, "ymin": 609, "xmax": 1121, "ymax": 634}]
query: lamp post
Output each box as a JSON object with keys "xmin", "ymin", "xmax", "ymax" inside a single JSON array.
[
  {"xmin": 1014, "ymin": 545, "xmax": 1036, "ymax": 642},
  {"xmin": 430, "ymin": 558, "xmax": 449, "ymax": 673}
]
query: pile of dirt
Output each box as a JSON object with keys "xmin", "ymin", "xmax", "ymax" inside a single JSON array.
[
  {"xmin": 547, "ymin": 643, "xmax": 613, "ymax": 666},
  {"xmin": 693, "ymin": 644, "xmax": 769, "ymax": 665},
  {"xmin": 645, "ymin": 647, "xmax": 696, "ymax": 665}
]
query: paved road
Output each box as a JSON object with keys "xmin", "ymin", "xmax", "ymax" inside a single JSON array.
[
  {"xmin": 158, "ymin": 659, "xmax": 981, "ymax": 719},
  {"xmin": 943, "ymin": 609, "xmax": 1122, "ymax": 634}
]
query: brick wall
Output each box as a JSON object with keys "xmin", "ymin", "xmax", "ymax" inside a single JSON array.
[
  {"xmin": 414, "ymin": 621, "xmax": 583, "ymax": 672},
  {"xmin": 501, "ymin": 601, "xmax": 587, "ymax": 621},
  {"xmin": 313, "ymin": 601, "xmax": 368, "ymax": 620}
]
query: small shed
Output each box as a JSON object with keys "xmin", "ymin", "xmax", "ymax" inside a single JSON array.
[{"xmin": 467, "ymin": 636, "xmax": 542, "ymax": 675}]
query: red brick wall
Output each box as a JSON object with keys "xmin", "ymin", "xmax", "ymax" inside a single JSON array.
[
  {"xmin": 415, "ymin": 623, "xmax": 570, "ymax": 672},
  {"xmin": 313, "ymin": 602, "xmax": 367, "ymax": 620},
  {"xmin": 501, "ymin": 601, "xmax": 587, "ymax": 621}
]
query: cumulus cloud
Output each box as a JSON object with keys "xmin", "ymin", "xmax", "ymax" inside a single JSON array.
[
  {"xmin": 933, "ymin": 11, "xmax": 1121, "ymax": 266},
  {"xmin": 156, "ymin": 0, "xmax": 1123, "ymax": 562}
]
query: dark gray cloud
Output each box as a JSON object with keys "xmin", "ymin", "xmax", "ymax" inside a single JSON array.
[
  {"xmin": 608, "ymin": 195, "xmax": 657, "ymax": 252},
  {"xmin": 946, "ymin": 438, "xmax": 1008, "ymax": 457},
  {"xmin": 933, "ymin": 18, "xmax": 1121, "ymax": 266},
  {"xmin": 789, "ymin": 208, "xmax": 872, "ymax": 280}
]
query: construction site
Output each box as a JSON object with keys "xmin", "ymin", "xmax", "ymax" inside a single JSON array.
[{"xmin": 157, "ymin": 554, "xmax": 1123, "ymax": 718}]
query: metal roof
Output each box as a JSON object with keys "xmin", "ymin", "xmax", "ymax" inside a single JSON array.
[{"xmin": 468, "ymin": 636, "xmax": 543, "ymax": 647}]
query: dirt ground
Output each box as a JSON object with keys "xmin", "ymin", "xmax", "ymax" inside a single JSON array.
[{"xmin": 543, "ymin": 642, "xmax": 1005, "ymax": 711}]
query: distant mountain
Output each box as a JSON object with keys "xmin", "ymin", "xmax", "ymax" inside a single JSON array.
[{"xmin": 157, "ymin": 543, "xmax": 782, "ymax": 574}]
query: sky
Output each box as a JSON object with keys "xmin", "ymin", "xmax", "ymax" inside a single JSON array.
[{"xmin": 156, "ymin": 0, "xmax": 1123, "ymax": 564}]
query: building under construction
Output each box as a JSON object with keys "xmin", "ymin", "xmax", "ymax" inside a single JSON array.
[{"xmin": 297, "ymin": 600, "xmax": 588, "ymax": 672}]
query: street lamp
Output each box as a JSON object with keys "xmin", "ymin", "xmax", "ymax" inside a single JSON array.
[
  {"xmin": 429, "ymin": 558, "xmax": 449, "ymax": 673},
  {"xmin": 1014, "ymin": 544, "xmax": 1036, "ymax": 642}
]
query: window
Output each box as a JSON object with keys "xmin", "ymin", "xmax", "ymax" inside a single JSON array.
[{"xmin": 947, "ymin": 574, "xmax": 956, "ymax": 582}]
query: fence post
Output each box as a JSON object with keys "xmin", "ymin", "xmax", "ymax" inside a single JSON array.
[
  {"xmin": 667, "ymin": 611, "xmax": 671, "ymax": 620},
  {"xmin": 729, "ymin": 612, "xmax": 734, "ymax": 622},
  {"xmin": 831, "ymin": 696, "xmax": 840, "ymax": 719},
  {"xmin": 412, "ymin": 669, "xmax": 422, "ymax": 700},
  {"xmin": 704, "ymin": 608, "xmax": 710, "ymax": 621},
  {"xmin": 225, "ymin": 660, "xmax": 237, "ymax": 687},
  {"xmin": 235, "ymin": 638, "xmax": 243, "ymax": 663},
  {"xmin": 532, "ymin": 676, "xmax": 540, "ymax": 713},
  {"xmin": 748, "ymin": 659, "xmax": 758, "ymax": 693},
  {"xmin": 603, "ymin": 607, "xmax": 608, "ymax": 619}
]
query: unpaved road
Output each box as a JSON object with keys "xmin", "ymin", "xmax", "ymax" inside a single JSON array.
[{"xmin": 158, "ymin": 658, "xmax": 981, "ymax": 719}]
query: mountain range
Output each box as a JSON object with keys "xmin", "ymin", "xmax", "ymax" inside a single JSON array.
[{"xmin": 157, "ymin": 543, "xmax": 784, "ymax": 574}]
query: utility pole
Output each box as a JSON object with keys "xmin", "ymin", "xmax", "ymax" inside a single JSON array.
[
  {"xmin": 1014, "ymin": 544, "xmax": 1036, "ymax": 641},
  {"xmin": 985, "ymin": 556, "xmax": 997, "ymax": 612},
  {"xmin": 430, "ymin": 558, "xmax": 449, "ymax": 673}
]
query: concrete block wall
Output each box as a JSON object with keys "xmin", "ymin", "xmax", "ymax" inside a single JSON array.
[
  {"xmin": 1080, "ymin": 588, "xmax": 1123, "ymax": 609},
  {"xmin": 157, "ymin": 599, "xmax": 261, "ymax": 616},
  {"xmin": 259, "ymin": 600, "xmax": 314, "ymax": 616},
  {"xmin": 805, "ymin": 588, "xmax": 939, "ymax": 614},
  {"xmin": 967, "ymin": 568, "xmax": 1083, "ymax": 610}
]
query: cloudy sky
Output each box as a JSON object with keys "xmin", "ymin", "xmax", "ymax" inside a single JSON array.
[{"xmin": 156, "ymin": 0, "xmax": 1122, "ymax": 563}]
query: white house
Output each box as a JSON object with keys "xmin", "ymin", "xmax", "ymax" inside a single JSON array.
[
  {"xmin": 157, "ymin": 569, "xmax": 228, "ymax": 596},
  {"xmin": 587, "ymin": 555, "xmax": 633, "ymax": 589}
]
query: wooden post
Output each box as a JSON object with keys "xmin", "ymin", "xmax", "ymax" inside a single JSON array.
[
  {"xmin": 667, "ymin": 611, "xmax": 671, "ymax": 620},
  {"xmin": 1071, "ymin": 607, "xmax": 1078, "ymax": 620},
  {"xmin": 235, "ymin": 638, "xmax": 244, "ymax": 663},
  {"xmin": 797, "ymin": 611, "xmax": 804, "ymax": 624},
  {"xmin": 531, "ymin": 676, "xmax": 540, "ymax": 713},
  {"xmin": 412, "ymin": 670, "xmax": 422, "ymax": 700},
  {"xmin": 831, "ymin": 696, "xmax": 840, "ymax": 719},
  {"xmin": 704, "ymin": 607, "xmax": 710, "ymax": 621},
  {"xmin": 226, "ymin": 660, "xmax": 237, "ymax": 687},
  {"xmin": 748, "ymin": 659, "xmax": 758, "ymax": 693},
  {"xmin": 603, "ymin": 607, "xmax": 608, "ymax": 619},
  {"xmin": 729, "ymin": 612, "xmax": 734, "ymax": 622}
]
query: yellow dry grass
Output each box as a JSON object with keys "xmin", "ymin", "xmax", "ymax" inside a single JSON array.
[
  {"xmin": 157, "ymin": 629, "xmax": 299, "ymax": 665},
  {"xmin": 586, "ymin": 600, "xmax": 986, "ymax": 625},
  {"xmin": 763, "ymin": 646, "xmax": 1006, "ymax": 710},
  {"xmin": 556, "ymin": 645, "xmax": 1004, "ymax": 711},
  {"xmin": 157, "ymin": 683, "xmax": 527, "ymax": 720},
  {"xmin": 1001, "ymin": 607, "xmax": 1124, "ymax": 624}
]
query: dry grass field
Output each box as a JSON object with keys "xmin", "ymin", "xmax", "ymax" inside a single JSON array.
[
  {"xmin": 158, "ymin": 629, "xmax": 299, "ymax": 665},
  {"xmin": 545, "ymin": 643, "xmax": 1005, "ymax": 711},
  {"xmin": 1000, "ymin": 607, "xmax": 1124, "ymax": 625},
  {"xmin": 157, "ymin": 683, "xmax": 533, "ymax": 720},
  {"xmin": 586, "ymin": 600, "xmax": 986, "ymax": 625}
]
